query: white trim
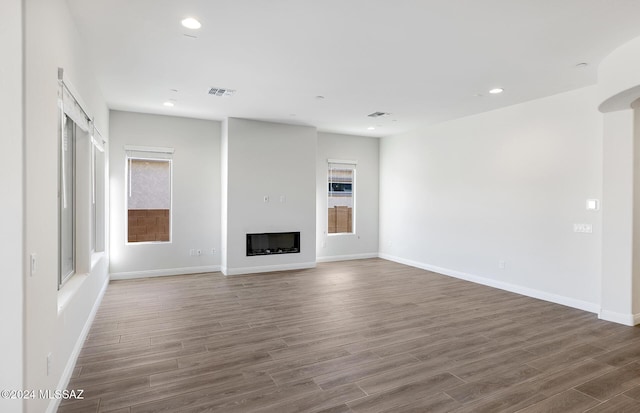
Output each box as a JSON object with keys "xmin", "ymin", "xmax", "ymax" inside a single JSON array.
[
  {"xmin": 378, "ymin": 253, "xmax": 600, "ymax": 314},
  {"xmin": 58, "ymin": 68, "xmax": 92, "ymax": 131},
  {"xmin": 598, "ymin": 309, "xmax": 639, "ymax": 326},
  {"xmin": 47, "ymin": 276, "xmax": 109, "ymax": 413},
  {"xmin": 223, "ymin": 262, "xmax": 316, "ymax": 276},
  {"xmin": 327, "ymin": 158, "xmax": 357, "ymax": 165},
  {"xmin": 316, "ymin": 253, "xmax": 379, "ymax": 263},
  {"xmin": 124, "ymin": 145, "xmax": 174, "ymax": 154},
  {"xmin": 110, "ymin": 265, "xmax": 221, "ymax": 280},
  {"xmin": 125, "ymin": 156, "xmax": 173, "ymax": 245}
]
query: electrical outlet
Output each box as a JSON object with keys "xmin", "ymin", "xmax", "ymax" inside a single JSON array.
[
  {"xmin": 211, "ymin": 248, "xmax": 216, "ymax": 255},
  {"xmin": 498, "ymin": 260, "xmax": 506, "ymax": 269},
  {"xmin": 573, "ymin": 223, "xmax": 593, "ymax": 233}
]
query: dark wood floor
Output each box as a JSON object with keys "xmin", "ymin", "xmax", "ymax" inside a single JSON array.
[{"xmin": 58, "ymin": 258, "xmax": 640, "ymax": 413}]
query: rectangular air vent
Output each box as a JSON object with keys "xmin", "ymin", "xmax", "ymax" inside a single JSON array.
[
  {"xmin": 208, "ymin": 87, "xmax": 236, "ymax": 97},
  {"xmin": 368, "ymin": 111, "xmax": 391, "ymax": 118}
]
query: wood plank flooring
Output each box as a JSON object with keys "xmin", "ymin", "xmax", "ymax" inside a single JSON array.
[{"xmin": 57, "ymin": 258, "xmax": 640, "ymax": 413}]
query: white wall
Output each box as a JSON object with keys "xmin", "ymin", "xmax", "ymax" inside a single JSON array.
[
  {"xmin": 380, "ymin": 86, "xmax": 602, "ymax": 312},
  {"xmin": 109, "ymin": 111, "xmax": 221, "ymax": 278},
  {"xmin": 316, "ymin": 132, "xmax": 379, "ymax": 261},
  {"xmin": 601, "ymin": 110, "xmax": 635, "ymax": 321},
  {"xmin": 633, "ymin": 106, "xmax": 640, "ymax": 315},
  {"xmin": 0, "ymin": 0, "xmax": 24, "ymax": 412},
  {"xmin": 24, "ymin": 0, "xmax": 110, "ymax": 412},
  {"xmin": 598, "ymin": 34, "xmax": 640, "ymax": 325},
  {"xmin": 223, "ymin": 118, "xmax": 316, "ymax": 275},
  {"xmin": 599, "ymin": 35, "xmax": 640, "ymax": 111},
  {"xmin": 221, "ymin": 119, "xmax": 229, "ymax": 270}
]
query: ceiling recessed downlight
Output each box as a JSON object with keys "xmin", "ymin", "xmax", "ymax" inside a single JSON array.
[
  {"xmin": 489, "ymin": 88, "xmax": 504, "ymax": 94},
  {"xmin": 367, "ymin": 126, "xmax": 376, "ymax": 131},
  {"xmin": 181, "ymin": 17, "xmax": 201, "ymax": 29},
  {"xmin": 163, "ymin": 101, "xmax": 175, "ymax": 107}
]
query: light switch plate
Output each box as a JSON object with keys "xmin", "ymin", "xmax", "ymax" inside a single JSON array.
[
  {"xmin": 30, "ymin": 253, "xmax": 37, "ymax": 276},
  {"xmin": 586, "ymin": 199, "xmax": 599, "ymax": 211}
]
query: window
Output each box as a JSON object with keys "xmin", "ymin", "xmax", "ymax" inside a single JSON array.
[
  {"xmin": 125, "ymin": 147, "xmax": 173, "ymax": 243},
  {"xmin": 328, "ymin": 160, "xmax": 356, "ymax": 234},
  {"xmin": 58, "ymin": 69, "xmax": 107, "ymax": 287},
  {"xmin": 91, "ymin": 130, "xmax": 106, "ymax": 253},
  {"xmin": 60, "ymin": 114, "xmax": 76, "ymax": 285}
]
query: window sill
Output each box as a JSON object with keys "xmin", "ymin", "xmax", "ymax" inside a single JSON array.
[
  {"xmin": 327, "ymin": 233, "xmax": 357, "ymax": 237},
  {"xmin": 125, "ymin": 241, "xmax": 173, "ymax": 246},
  {"xmin": 58, "ymin": 252, "xmax": 105, "ymax": 314},
  {"xmin": 91, "ymin": 251, "xmax": 105, "ymax": 269},
  {"xmin": 58, "ymin": 272, "xmax": 89, "ymax": 314}
]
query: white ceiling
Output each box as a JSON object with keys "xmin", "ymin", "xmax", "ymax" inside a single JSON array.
[{"xmin": 66, "ymin": 0, "xmax": 640, "ymax": 137}]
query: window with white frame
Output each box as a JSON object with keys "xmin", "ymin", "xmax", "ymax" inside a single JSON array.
[
  {"xmin": 58, "ymin": 68, "xmax": 107, "ymax": 288},
  {"xmin": 125, "ymin": 147, "xmax": 173, "ymax": 243},
  {"xmin": 328, "ymin": 160, "xmax": 356, "ymax": 234},
  {"xmin": 59, "ymin": 113, "xmax": 77, "ymax": 285},
  {"xmin": 91, "ymin": 129, "xmax": 106, "ymax": 253},
  {"xmin": 59, "ymin": 75, "xmax": 90, "ymax": 286}
]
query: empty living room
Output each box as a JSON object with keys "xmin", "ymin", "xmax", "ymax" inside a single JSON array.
[{"xmin": 5, "ymin": 1, "xmax": 640, "ymax": 412}]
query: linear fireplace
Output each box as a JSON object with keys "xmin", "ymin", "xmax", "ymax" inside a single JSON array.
[{"xmin": 246, "ymin": 232, "xmax": 300, "ymax": 256}]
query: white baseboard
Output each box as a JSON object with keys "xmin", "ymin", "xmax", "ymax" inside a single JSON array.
[
  {"xmin": 316, "ymin": 253, "xmax": 379, "ymax": 263},
  {"xmin": 599, "ymin": 309, "xmax": 640, "ymax": 326},
  {"xmin": 47, "ymin": 276, "xmax": 109, "ymax": 413},
  {"xmin": 379, "ymin": 253, "xmax": 599, "ymax": 314},
  {"xmin": 223, "ymin": 261, "xmax": 316, "ymax": 276},
  {"xmin": 110, "ymin": 265, "xmax": 221, "ymax": 280}
]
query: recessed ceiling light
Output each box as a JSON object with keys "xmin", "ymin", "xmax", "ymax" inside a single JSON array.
[
  {"xmin": 163, "ymin": 101, "xmax": 175, "ymax": 107},
  {"xmin": 181, "ymin": 17, "xmax": 201, "ymax": 29},
  {"xmin": 367, "ymin": 126, "xmax": 376, "ymax": 131},
  {"xmin": 489, "ymin": 88, "xmax": 504, "ymax": 94}
]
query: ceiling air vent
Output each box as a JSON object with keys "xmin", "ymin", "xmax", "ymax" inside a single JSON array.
[
  {"xmin": 368, "ymin": 111, "xmax": 390, "ymax": 118},
  {"xmin": 208, "ymin": 87, "xmax": 236, "ymax": 97}
]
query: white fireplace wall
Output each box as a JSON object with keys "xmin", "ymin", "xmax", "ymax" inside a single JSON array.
[{"xmin": 222, "ymin": 118, "xmax": 317, "ymax": 275}]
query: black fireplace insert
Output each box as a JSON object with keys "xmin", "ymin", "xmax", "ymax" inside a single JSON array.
[{"xmin": 246, "ymin": 232, "xmax": 300, "ymax": 256}]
